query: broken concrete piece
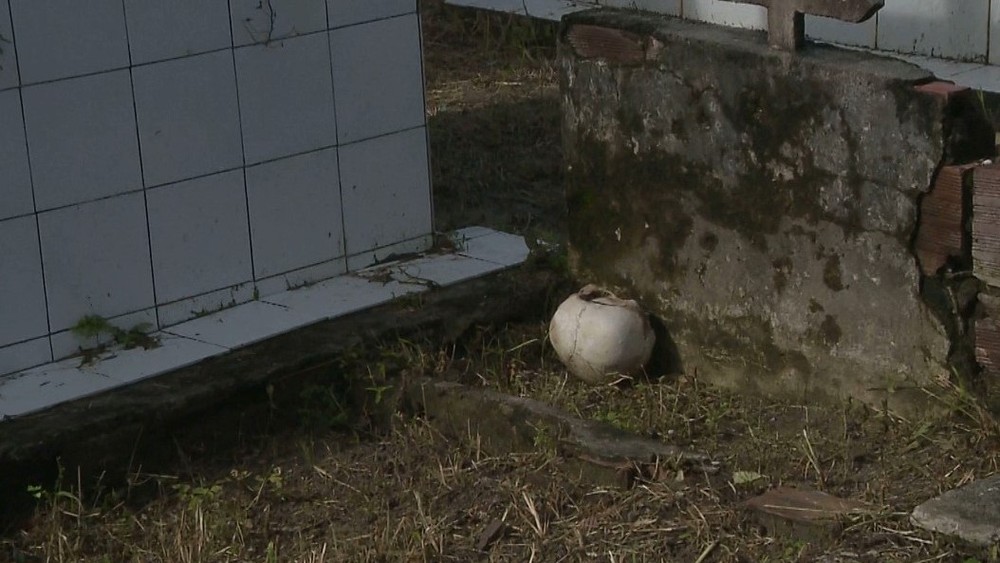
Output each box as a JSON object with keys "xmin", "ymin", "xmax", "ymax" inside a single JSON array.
[
  {"xmin": 402, "ymin": 379, "xmax": 716, "ymax": 487},
  {"xmin": 476, "ymin": 518, "xmax": 506, "ymax": 552},
  {"xmin": 746, "ymin": 487, "xmax": 872, "ymax": 541},
  {"xmin": 911, "ymin": 474, "xmax": 1000, "ymax": 546}
]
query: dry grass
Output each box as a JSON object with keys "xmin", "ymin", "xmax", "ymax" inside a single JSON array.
[
  {"xmin": 6, "ymin": 321, "xmax": 1000, "ymax": 562},
  {"xmin": 5, "ymin": 2, "xmax": 1000, "ymax": 562}
]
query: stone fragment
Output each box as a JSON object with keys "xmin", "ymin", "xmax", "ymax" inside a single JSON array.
[
  {"xmin": 911, "ymin": 474, "xmax": 1000, "ymax": 546},
  {"xmin": 476, "ymin": 518, "xmax": 506, "ymax": 552},
  {"xmin": 745, "ymin": 487, "xmax": 873, "ymax": 541},
  {"xmin": 565, "ymin": 24, "xmax": 663, "ymax": 65}
]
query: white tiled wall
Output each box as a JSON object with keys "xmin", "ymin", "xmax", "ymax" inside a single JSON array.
[
  {"xmin": 877, "ymin": 0, "xmax": 989, "ymax": 62},
  {"xmin": 0, "ymin": 0, "xmax": 432, "ymax": 374}
]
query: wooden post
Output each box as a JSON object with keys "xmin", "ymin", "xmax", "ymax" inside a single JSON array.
[{"xmin": 720, "ymin": 0, "xmax": 884, "ymax": 51}]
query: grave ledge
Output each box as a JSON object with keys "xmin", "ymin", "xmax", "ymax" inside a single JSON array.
[{"xmin": 0, "ymin": 227, "xmax": 539, "ymax": 466}]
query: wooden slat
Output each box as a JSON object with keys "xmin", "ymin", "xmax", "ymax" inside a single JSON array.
[
  {"xmin": 976, "ymin": 295, "xmax": 1000, "ymax": 377},
  {"xmin": 973, "ymin": 164, "xmax": 1000, "ymax": 287}
]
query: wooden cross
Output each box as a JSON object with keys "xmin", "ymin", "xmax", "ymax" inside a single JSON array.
[{"xmin": 721, "ymin": 0, "xmax": 884, "ymax": 51}]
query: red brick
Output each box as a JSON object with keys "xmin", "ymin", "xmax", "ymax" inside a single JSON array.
[
  {"xmin": 914, "ymin": 80, "xmax": 971, "ymax": 102},
  {"xmin": 916, "ymin": 164, "xmax": 974, "ymax": 275}
]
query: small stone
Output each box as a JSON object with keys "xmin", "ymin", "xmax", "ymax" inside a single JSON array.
[
  {"xmin": 745, "ymin": 487, "xmax": 872, "ymax": 541},
  {"xmin": 476, "ymin": 518, "xmax": 506, "ymax": 552},
  {"xmin": 911, "ymin": 474, "xmax": 1000, "ymax": 546}
]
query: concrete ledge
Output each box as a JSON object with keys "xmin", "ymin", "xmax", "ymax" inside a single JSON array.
[
  {"xmin": 0, "ymin": 227, "xmax": 528, "ymax": 421},
  {"xmin": 0, "ymin": 256, "xmax": 561, "ymax": 484}
]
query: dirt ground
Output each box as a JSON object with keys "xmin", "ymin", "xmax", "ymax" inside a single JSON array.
[{"xmin": 4, "ymin": 2, "xmax": 1000, "ymax": 562}]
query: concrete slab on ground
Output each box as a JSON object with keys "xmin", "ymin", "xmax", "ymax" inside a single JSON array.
[{"xmin": 911, "ymin": 474, "xmax": 1000, "ymax": 546}]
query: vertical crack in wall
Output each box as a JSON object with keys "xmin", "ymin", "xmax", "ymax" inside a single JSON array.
[{"xmin": 913, "ymin": 84, "xmax": 996, "ymax": 393}]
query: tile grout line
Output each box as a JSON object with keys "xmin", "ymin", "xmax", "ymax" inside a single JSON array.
[
  {"xmin": 2, "ymin": 13, "xmax": 417, "ymax": 92},
  {"xmin": 120, "ymin": 0, "xmax": 161, "ymax": 331},
  {"xmin": 8, "ymin": 0, "xmax": 55, "ymax": 365},
  {"xmin": 1, "ymin": 123, "xmax": 429, "ymax": 226},
  {"xmin": 227, "ymin": 0, "xmax": 258, "ymax": 288},
  {"xmin": 326, "ymin": 6, "xmax": 351, "ymax": 271},
  {"xmin": 415, "ymin": 4, "xmax": 437, "ymax": 241}
]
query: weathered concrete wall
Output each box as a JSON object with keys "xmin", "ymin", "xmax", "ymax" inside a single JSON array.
[{"xmin": 559, "ymin": 10, "xmax": 995, "ymax": 411}]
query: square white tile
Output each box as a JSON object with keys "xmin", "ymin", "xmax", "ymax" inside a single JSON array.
[
  {"xmin": 0, "ymin": 89, "xmax": 32, "ymax": 220},
  {"xmin": 246, "ymin": 148, "xmax": 344, "ymax": 279},
  {"xmin": 0, "ymin": 216, "xmax": 47, "ymax": 347},
  {"xmin": 389, "ymin": 253, "xmax": 506, "ymax": 287},
  {"xmin": 0, "ymin": 0, "xmax": 17, "ymax": 90},
  {"xmin": 133, "ymin": 51, "xmax": 243, "ymax": 187},
  {"xmin": 806, "ymin": 14, "xmax": 877, "ymax": 48},
  {"xmin": 254, "ymin": 257, "xmax": 347, "ymax": 297},
  {"xmin": 85, "ymin": 332, "xmax": 227, "ymax": 385},
  {"xmin": 328, "ymin": 0, "xmax": 416, "ymax": 27},
  {"xmin": 0, "ymin": 337, "xmax": 50, "ymax": 378},
  {"xmin": 49, "ymin": 307, "xmax": 157, "ymax": 361},
  {"xmin": 339, "ymin": 127, "xmax": 432, "ymax": 255},
  {"xmin": 329, "ymin": 14, "xmax": 426, "ymax": 143},
  {"xmin": 451, "ymin": 226, "xmax": 495, "ymax": 241},
  {"xmin": 346, "ymin": 234, "xmax": 432, "ymax": 270},
  {"xmin": 524, "ymin": 0, "xmax": 593, "ymax": 20},
  {"xmin": 37, "ymin": 193, "xmax": 155, "ymax": 333},
  {"xmin": 878, "ymin": 0, "xmax": 988, "ymax": 62},
  {"xmin": 22, "ymin": 70, "xmax": 142, "ymax": 210},
  {"xmin": 163, "ymin": 300, "xmax": 319, "ymax": 349},
  {"xmin": 597, "ymin": 0, "xmax": 680, "ymax": 16},
  {"xmin": 684, "ymin": 0, "xmax": 766, "ymax": 30},
  {"xmin": 235, "ymin": 33, "xmax": 337, "ymax": 164},
  {"xmin": 124, "ymin": 0, "xmax": 233, "ymax": 65},
  {"xmin": 231, "ymin": 0, "xmax": 327, "ymax": 46},
  {"xmin": 0, "ymin": 359, "xmax": 118, "ymax": 418},
  {"xmin": 147, "ymin": 170, "xmax": 253, "ymax": 304},
  {"xmin": 893, "ymin": 54, "xmax": 983, "ymax": 79},
  {"xmin": 457, "ymin": 229, "xmax": 530, "ymax": 267},
  {"xmin": 950, "ymin": 64, "xmax": 1000, "ymax": 92},
  {"xmin": 157, "ymin": 282, "xmax": 257, "ymax": 327},
  {"xmin": 262, "ymin": 270, "xmax": 420, "ymax": 319},
  {"xmin": 10, "ymin": 0, "xmax": 129, "ymax": 84}
]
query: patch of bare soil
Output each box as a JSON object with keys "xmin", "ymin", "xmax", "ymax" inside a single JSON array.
[{"xmin": 4, "ymin": 2, "xmax": 1000, "ymax": 562}]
